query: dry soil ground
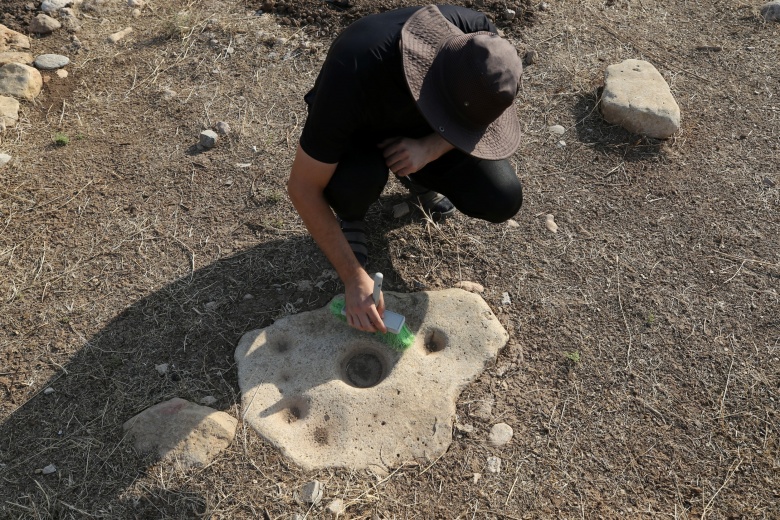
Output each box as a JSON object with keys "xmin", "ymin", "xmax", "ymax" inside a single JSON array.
[{"xmin": 0, "ymin": 0, "xmax": 778, "ymax": 518}]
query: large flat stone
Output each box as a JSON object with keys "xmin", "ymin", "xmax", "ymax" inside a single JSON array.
[
  {"xmin": 123, "ymin": 397, "xmax": 238, "ymax": 468},
  {"xmin": 0, "ymin": 52, "xmax": 34, "ymax": 66},
  {"xmin": 235, "ymin": 288, "xmax": 508, "ymax": 471},
  {"xmin": 601, "ymin": 59, "xmax": 681, "ymax": 139}
]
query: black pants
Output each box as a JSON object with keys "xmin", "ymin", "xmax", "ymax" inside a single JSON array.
[{"xmin": 323, "ymin": 146, "xmax": 523, "ymax": 222}]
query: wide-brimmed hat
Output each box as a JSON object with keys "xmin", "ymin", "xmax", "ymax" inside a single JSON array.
[{"xmin": 401, "ymin": 5, "xmax": 523, "ymax": 160}]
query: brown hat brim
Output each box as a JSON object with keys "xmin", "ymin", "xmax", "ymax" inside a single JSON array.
[{"xmin": 401, "ymin": 5, "xmax": 521, "ymax": 160}]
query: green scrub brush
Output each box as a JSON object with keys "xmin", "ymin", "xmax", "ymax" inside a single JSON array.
[{"xmin": 329, "ymin": 273, "xmax": 414, "ymax": 351}]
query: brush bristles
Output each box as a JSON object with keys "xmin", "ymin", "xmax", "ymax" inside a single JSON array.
[{"xmin": 329, "ymin": 297, "xmax": 414, "ymax": 351}]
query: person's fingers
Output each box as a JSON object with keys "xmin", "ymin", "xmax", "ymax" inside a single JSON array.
[
  {"xmin": 378, "ymin": 137, "xmax": 400, "ymax": 150},
  {"xmin": 368, "ymin": 307, "xmax": 387, "ymax": 334}
]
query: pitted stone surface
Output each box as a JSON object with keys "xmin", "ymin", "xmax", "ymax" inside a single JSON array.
[
  {"xmin": 235, "ymin": 288, "xmax": 508, "ymax": 471},
  {"xmin": 601, "ymin": 59, "xmax": 681, "ymax": 138}
]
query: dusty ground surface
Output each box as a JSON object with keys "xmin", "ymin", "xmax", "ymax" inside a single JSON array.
[{"xmin": 0, "ymin": 0, "xmax": 778, "ymax": 518}]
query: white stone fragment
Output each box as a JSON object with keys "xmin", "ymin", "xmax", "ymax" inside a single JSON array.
[
  {"xmin": 199, "ymin": 129, "xmax": 218, "ymax": 149},
  {"xmin": 41, "ymin": 0, "xmax": 72, "ymax": 13},
  {"xmin": 43, "ymin": 387, "xmax": 55, "ymax": 395},
  {"xmin": 155, "ymin": 363, "xmax": 169, "ymax": 375},
  {"xmin": 200, "ymin": 396, "xmax": 217, "ymax": 406},
  {"xmin": 41, "ymin": 464, "xmax": 57, "ymax": 475},
  {"xmin": 0, "ymin": 153, "xmax": 11, "ymax": 167},
  {"xmin": 601, "ymin": 59, "xmax": 681, "ymax": 138},
  {"xmin": 548, "ymin": 124, "xmax": 565, "ymax": 135},
  {"xmin": 488, "ymin": 423, "xmax": 514, "ymax": 446},
  {"xmin": 486, "ymin": 456, "xmax": 501, "ymax": 474},
  {"xmin": 501, "ymin": 292, "xmax": 511, "ymax": 305},
  {"xmin": 326, "ymin": 498, "xmax": 345, "ymax": 515},
  {"xmin": 215, "ymin": 121, "xmax": 230, "ymax": 135},
  {"xmin": 545, "ymin": 214, "xmax": 558, "ymax": 233}
]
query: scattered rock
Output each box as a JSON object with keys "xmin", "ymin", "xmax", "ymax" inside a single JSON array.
[
  {"xmin": 215, "ymin": 121, "xmax": 230, "ymax": 135},
  {"xmin": 545, "ymin": 214, "xmax": 558, "ymax": 233},
  {"xmin": 0, "ymin": 24, "xmax": 31, "ymax": 52},
  {"xmin": 601, "ymin": 59, "xmax": 681, "ymax": 138},
  {"xmin": 128, "ymin": 0, "xmax": 145, "ymax": 7},
  {"xmin": 131, "ymin": 8, "xmax": 142, "ymax": 18},
  {"xmin": 243, "ymin": 293, "xmax": 254, "ymax": 300},
  {"xmin": 473, "ymin": 472, "xmax": 482, "ymax": 483},
  {"xmin": 522, "ymin": 49, "xmax": 538, "ymax": 66},
  {"xmin": 488, "ymin": 423, "xmax": 514, "ymax": 446},
  {"xmin": 540, "ymin": 2, "xmax": 550, "ymax": 11},
  {"xmin": 501, "ymin": 292, "xmax": 511, "ymax": 305},
  {"xmin": 34, "ymin": 54, "xmax": 70, "ymax": 71},
  {"xmin": 556, "ymin": 140, "xmax": 566, "ymax": 148},
  {"xmin": 199, "ymin": 129, "xmax": 218, "ymax": 149},
  {"xmin": 471, "ymin": 400, "xmax": 493, "ymax": 421},
  {"xmin": 0, "ymin": 63, "xmax": 43, "ymax": 101},
  {"xmin": 761, "ymin": 1, "xmax": 780, "ymax": 21},
  {"xmin": 0, "ymin": 153, "xmax": 11, "ymax": 167},
  {"xmin": 486, "ymin": 456, "xmax": 501, "ymax": 474},
  {"xmin": 0, "ymin": 95, "xmax": 20, "ymax": 130},
  {"xmin": 59, "ymin": 9, "xmax": 82, "ymax": 33},
  {"xmin": 30, "ymin": 14, "xmax": 62, "ymax": 34},
  {"xmin": 123, "ymin": 397, "xmax": 238, "ymax": 468},
  {"xmin": 108, "ymin": 27, "xmax": 133, "ymax": 43},
  {"xmin": 161, "ymin": 88, "xmax": 177, "ymax": 100},
  {"xmin": 392, "ymin": 201, "xmax": 410, "ymax": 218},
  {"xmin": 503, "ymin": 9, "xmax": 516, "ymax": 20},
  {"xmin": 41, "ymin": 0, "xmax": 72, "ymax": 13},
  {"xmin": 548, "ymin": 124, "xmax": 565, "ymax": 135},
  {"xmin": 300, "ymin": 480, "xmax": 323, "ymax": 504},
  {"xmin": 155, "ymin": 363, "xmax": 169, "ymax": 375},
  {"xmin": 41, "ymin": 464, "xmax": 57, "ymax": 475},
  {"xmin": 200, "ymin": 395, "xmax": 217, "ymax": 406},
  {"xmin": 454, "ymin": 281, "xmax": 484, "ymax": 294},
  {"xmin": 55, "ymin": 69, "xmax": 68, "ymax": 78},
  {"xmin": 43, "ymin": 387, "xmax": 55, "ymax": 395},
  {"xmin": 506, "ymin": 219, "xmax": 519, "ymax": 228},
  {"xmin": 326, "ymin": 498, "xmax": 345, "ymax": 515},
  {"xmin": 455, "ymin": 422, "xmax": 475, "ymax": 434},
  {"xmin": 0, "ymin": 52, "xmax": 34, "ymax": 66}
]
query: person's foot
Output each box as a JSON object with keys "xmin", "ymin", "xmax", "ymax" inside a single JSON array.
[
  {"xmin": 339, "ymin": 218, "xmax": 368, "ymax": 267},
  {"xmin": 397, "ymin": 176, "xmax": 455, "ymax": 220}
]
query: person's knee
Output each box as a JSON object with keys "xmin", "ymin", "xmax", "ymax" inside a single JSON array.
[{"xmin": 484, "ymin": 180, "xmax": 522, "ymax": 223}]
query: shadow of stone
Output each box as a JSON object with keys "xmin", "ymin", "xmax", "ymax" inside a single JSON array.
[
  {"xmin": 0, "ymin": 198, "xmax": 417, "ymax": 516},
  {"xmin": 572, "ymin": 89, "xmax": 664, "ymax": 161}
]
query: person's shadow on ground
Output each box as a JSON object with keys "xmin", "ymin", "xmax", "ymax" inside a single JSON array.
[{"xmin": 0, "ymin": 193, "xmax": 419, "ymax": 517}]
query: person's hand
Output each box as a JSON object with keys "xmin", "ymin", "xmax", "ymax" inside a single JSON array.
[
  {"xmin": 344, "ymin": 270, "xmax": 387, "ymax": 333},
  {"xmin": 378, "ymin": 137, "xmax": 431, "ymax": 177},
  {"xmin": 379, "ymin": 134, "xmax": 455, "ymax": 177}
]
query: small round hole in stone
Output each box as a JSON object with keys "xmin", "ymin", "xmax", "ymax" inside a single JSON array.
[
  {"xmin": 424, "ymin": 329, "xmax": 448, "ymax": 353},
  {"xmin": 342, "ymin": 351, "xmax": 386, "ymax": 388}
]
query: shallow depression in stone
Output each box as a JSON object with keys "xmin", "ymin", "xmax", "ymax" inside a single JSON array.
[{"xmin": 341, "ymin": 350, "xmax": 386, "ymax": 388}]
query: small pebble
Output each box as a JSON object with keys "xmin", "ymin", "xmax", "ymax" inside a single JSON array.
[
  {"xmin": 55, "ymin": 69, "xmax": 68, "ymax": 78},
  {"xmin": 548, "ymin": 124, "xmax": 565, "ymax": 135},
  {"xmin": 108, "ymin": 27, "xmax": 133, "ymax": 43},
  {"xmin": 392, "ymin": 201, "xmax": 410, "ymax": 218},
  {"xmin": 215, "ymin": 121, "xmax": 230, "ymax": 135},
  {"xmin": 41, "ymin": 464, "xmax": 57, "ymax": 475},
  {"xmin": 488, "ymin": 423, "xmax": 514, "ymax": 446},
  {"xmin": 128, "ymin": 0, "xmax": 145, "ymax": 7},
  {"xmin": 545, "ymin": 214, "xmax": 558, "ymax": 233},
  {"xmin": 501, "ymin": 292, "xmax": 511, "ymax": 305},
  {"xmin": 540, "ymin": 2, "xmax": 550, "ymax": 11},
  {"xmin": 455, "ymin": 423, "xmax": 475, "ymax": 434},
  {"xmin": 761, "ymin": 1, "xmax": 780, "ymax": 21},
  {"xmin": 556, "ymin": 140, "xmax": 566, "ymax": 148},
  {"xmin": 155, "ymin": 363, "xmax": 169, "ymax": 375},
  {"xmin": 326, "ymin": 498, "xmax": 345, "ymax": 515},
  {"xmin": 504, "ymin": 9, "xmax": 516, "ymax": 20},
  {"xmin": 454, "ymin": 281, "xmax": 484, "ymax": 294},
  {"xmin": 34, "ymin": 54, "xmax": 70, "ymax": 71},
  {"xmin": 300, "ymin": 480, "xmax": 323, "ymax": 504},
  {"xmin": 0, "ymin": 154, "xmax": 11, "ymax": 167},
  {"xmin": 132, "ymin": 8, "xmax": 141, "ymax": 17},
  {"xmin": 162, "ymin": 88, "xmax": 177, "ymax": 100},
  {"xmin": 199, "ymin": 130, "xmax": 218, "ymax": 149},
  {"xmin": 486, "ymin": 456, "xmax": 501, "ymax": 474},
  {"xmin": 204, "ymin": 300, "xmax": 218, "ymax": 310},
  {"xmin": 200, "ymin": 396, "xmax": 217, "ymax": 406},
  {"xmin": 243, "ymin": 293, "xmax": 254, "ymax": 300},
  {"xmin": 43, "ymin": 387, "xmax": 55, "ymax": 395},
  {"xmin": 473, "ymin": 472, "xmax": 482, "ymax": 483},
  {"xmin": 506, "ymin": 219, "xmax": 519, "ymax": 228},
  {"xmin": 471, "ymin": 400, "xmax": 493, "ymax": 421}
]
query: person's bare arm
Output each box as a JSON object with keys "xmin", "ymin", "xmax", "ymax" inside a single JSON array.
[
  {"xmin": 287, "ymin": 144, "xmax": 386, "ymax": 333},
  {"xmin": 378, "ymin": 133, "xmax": 455, "ymax": 177}
]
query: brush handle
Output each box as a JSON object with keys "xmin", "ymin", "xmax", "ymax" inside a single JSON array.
[{"xmin": 372, "ymin": 272, "xmax": 383, "ymax": 306}]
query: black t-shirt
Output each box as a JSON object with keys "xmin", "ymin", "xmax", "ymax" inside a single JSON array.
[{"xmin": 299, "ymin": 5, "xmax": 496, "ymax": 164}]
